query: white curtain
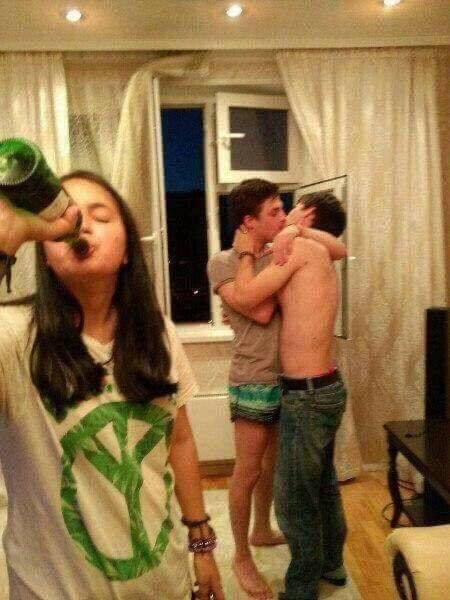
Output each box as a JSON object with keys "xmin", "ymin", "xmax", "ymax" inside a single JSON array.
[
  {"xmin": 111, "ymin": 65, "xmax": 167, "ymax": 309},
  {"xmin": 112, "ymin": 53, "xmax": 210, "ymax": 311},
  {"xmin": 0, "ymin": 52, "xmax": 70, "ymax": 301},
  {"xmin": 112, "ymin": 52, "xmax": 211, "ymax": 230},
  {"xmin": 111, "ymin": 67, "xmax": 159, "ymax": 238},
  {"xmin": 64, "ymin": 56, "xmax": 144, "ymax": 179},
  {"xmin": 277, "ymin": 49, "xmax": 446, "ymax": 476},
  {"xmin": 0, "ymin": 52, "xmax": 70, "ymax": 501}
]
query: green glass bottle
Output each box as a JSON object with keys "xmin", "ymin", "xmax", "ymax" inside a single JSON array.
[{"xmin": 0, "ymin": 137, "xmax": 86, "ymax": 254}]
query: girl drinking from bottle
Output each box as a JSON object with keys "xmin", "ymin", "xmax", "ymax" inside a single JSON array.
[{"xmin": 0, "ymin": 171, "xmax": 223, "ymax": 600}]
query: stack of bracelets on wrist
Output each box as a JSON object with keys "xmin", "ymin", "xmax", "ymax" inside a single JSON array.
[{"xmin": 181, "ymin": 514, "xmax": 217, "ymax": 554}]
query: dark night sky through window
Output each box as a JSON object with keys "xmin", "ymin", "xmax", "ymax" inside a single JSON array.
[
  {"xmin": 160, "ymin": 107, "xmax": 295, "ymax": 321},
  {"xmin": 161, "ymin": 107, "xmax": 210, "ymax": 322},
  {"xmin": 162, "ymin": 108, "xmax": 204, "ymax": 193}
]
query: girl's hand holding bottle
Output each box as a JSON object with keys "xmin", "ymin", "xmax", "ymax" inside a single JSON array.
[
  {"xmin": 0, "ymin": 137, "xmax": 87, "ymax": 291},
  {"xmin": 0, "ymin": 195, "xmax": 80, "ymax": 255}
]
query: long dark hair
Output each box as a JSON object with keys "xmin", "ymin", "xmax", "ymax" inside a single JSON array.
[{"xmin": 31, "ymin": 170, "xmax": 177, "ymax": 420}]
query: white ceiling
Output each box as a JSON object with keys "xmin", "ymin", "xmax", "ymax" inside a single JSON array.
[{"xmin": 2, "ymin": 0, "xmax": 450, "ymax": 52}]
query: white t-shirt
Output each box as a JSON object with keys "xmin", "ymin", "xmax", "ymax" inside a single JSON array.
[{"xmin": 0, "ymin": 305, "xmax": 198, "ymax": 600}]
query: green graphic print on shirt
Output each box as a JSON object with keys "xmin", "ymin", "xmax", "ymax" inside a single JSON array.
[{"xmin": 60, "ymin": 400, "xmax": 174, "ymax": 581}]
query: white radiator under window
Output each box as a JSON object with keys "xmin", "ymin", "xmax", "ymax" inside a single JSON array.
[{"xmin": 187, "ymin": 394, "xmax": 235, "ymax": 462}]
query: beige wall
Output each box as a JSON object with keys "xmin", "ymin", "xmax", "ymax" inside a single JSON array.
[{"xmin": 437, "ymin": 52, "xmax": 450, "ymax": 302}]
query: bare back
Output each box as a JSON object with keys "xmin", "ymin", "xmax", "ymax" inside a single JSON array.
[{"xmin": 278, "ymin": 237, "xmax": 338, "ymax": 378}]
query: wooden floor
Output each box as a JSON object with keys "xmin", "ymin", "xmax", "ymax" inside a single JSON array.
[{"xmin": 202, "ymin": 471, "xmax": 411, "ymax": 600}]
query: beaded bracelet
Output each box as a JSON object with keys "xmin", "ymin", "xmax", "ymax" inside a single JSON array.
[{"xmin": 187, "ymin": 525, "xmax": 217, "ymax": 554}]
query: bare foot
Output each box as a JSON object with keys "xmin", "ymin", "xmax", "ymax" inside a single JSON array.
[
  {"xmin": 249, "ymin": 529, "xmax": 286, "ymax": 546},
  {"xmin": 232, "ymin": 555, "xmax": 273, "ymax": 599}
]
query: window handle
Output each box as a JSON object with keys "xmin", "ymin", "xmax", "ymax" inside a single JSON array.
[
  {"xmin": 217, "ymin": 133, "xmax": 245, "ymax": 149},
  {"xmin": 141, "ymin": 227, "xmax": 165, "ymax": 244},
  {"xmin": 221, "ymin": 133, "xmax": 245, "ymax": 138},
  {"xmin": 140, "ymin": 234, "xmax": 156, "ymax": 243}
]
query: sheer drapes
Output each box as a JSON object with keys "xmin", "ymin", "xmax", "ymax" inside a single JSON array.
[
  {"xmin": 111, "ymin": 64, "xmax": 169, "ymax": 311},
  {"xmin": 112, "ymin": 53, "xmax": 211, "ymax": 233},
  {"xmin": 436, "ymin": 52, "xmax": 450, "ymax": 301},
  {"xmin": 111, "ymin": 67, "xmax": 158, "ymax": 237},
  {"xmin": 64, "ymin": 56, "xmax": 142, "ymax": 179},
  {"xmin": 0, "ymin": 52, "xmax": 70, "ymax": 301},
  {"xmin": 277, "ymin": 49, "xmax": 446, "ymax": 473},
  {"xmin": 0, "ymin": 52, "xmax": 70, "ymax": 500},
  {"xmin": 111, "ymin": 54, "xmax": 211, "ymax": 310}
]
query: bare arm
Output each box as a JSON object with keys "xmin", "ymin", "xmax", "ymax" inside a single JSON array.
[
  {"xmin": 300, "ymin": 226, "xmax": 347, "ymax": 260},
  {"xmin": 272, "ymin": 203, "xmax": 347, "ymax": 264},
  {"xmin": 169, "ymin": 406, "xmax": 224, "ymax": 600},
  {"xmin": 272, "ymin": 223, "xmax": 347, "ymax": 265},
  {"xmin": 218, "ymin": 281, "xmax": 276, "ymax": 325},
  {"xmin": 169, "ymin": 405, "xmax": 207, "ymax": 522},
  {"xmin": 233, "ymin": 237, "xmax": 306, "ymax": 310}
]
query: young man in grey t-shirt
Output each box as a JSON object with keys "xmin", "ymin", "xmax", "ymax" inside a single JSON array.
[{"xmin": 208, "ymin": 179, "xmax": 288, "ymax": 600}]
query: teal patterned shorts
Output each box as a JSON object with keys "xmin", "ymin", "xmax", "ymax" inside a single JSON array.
[{"xmin": 228, "ymin": 384, "xmax": 281, "ymax": 424}]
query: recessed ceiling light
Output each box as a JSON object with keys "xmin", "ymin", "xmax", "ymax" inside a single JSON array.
[
  {"xmin": 226, "ymin": 3, "xmax": 244, "ymax": 18},
  {"xmin": 65, "ymin": 8, "xmax": 83, "ymax": 23},
  {"xmin": 383, "ymin": 0, "xmax": 402, "ymax": 6}
]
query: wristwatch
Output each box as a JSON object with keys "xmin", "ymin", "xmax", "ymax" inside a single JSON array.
[
  {"xmin": 0, "ymin": 251, "xmax": 17, "ymax": 293},
  {"xmin": 237, "ymin": 251, "xmax": 255, "ymax": 260}
]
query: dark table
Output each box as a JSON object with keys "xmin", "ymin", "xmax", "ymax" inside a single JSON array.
[{"xmin": 384, "ymin": 419, "xmax": 450, "ymax": 527}]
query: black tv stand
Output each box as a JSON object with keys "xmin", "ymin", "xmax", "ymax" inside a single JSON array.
[{"xmin": 384, "ymin": 419, "xmax": 450, "ymax": 527}]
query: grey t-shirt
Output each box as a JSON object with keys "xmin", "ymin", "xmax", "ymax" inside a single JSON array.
[{"xmin": 207, "ymin": 249, "xmax": 280, "ymax": 386}]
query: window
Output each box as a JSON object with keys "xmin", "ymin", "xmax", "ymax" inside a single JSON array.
[
  {"xmin": 216, "ymin": 92, "xmax": 301, "ymax": 184},
  {"xmin": 159, "ymin": 93, "xmax": 304, "ymax": 342}
]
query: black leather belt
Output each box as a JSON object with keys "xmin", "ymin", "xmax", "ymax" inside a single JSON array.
[{"xmin": 280, "ymin": 370, "xmax": 340, "ymax": 391}]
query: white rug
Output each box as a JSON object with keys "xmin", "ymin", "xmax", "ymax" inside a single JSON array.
[{"xmin": 203, "ymin": 489, "xmax": 361, "ymax": 600}]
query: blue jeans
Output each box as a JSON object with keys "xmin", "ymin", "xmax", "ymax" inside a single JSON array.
[{"xmin": 274, "ymin": 379, "xmax": 347, "ymax": 600}]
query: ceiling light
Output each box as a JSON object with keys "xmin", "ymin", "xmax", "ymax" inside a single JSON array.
[
  {"xmin": 226, "ymin": 3, "xmax": 244, "ymax": 18},
  {"xmin": 65, "ymin": 8, "xmax": 83, "ymax": 22},
  {"xmin": 383, "ymin": 0, "xmax": 402, "ymax": 6}
]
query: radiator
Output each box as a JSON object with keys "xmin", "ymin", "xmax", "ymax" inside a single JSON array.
[{"xmin": 186, "ymin": 394, "xmax": 235, "ymax": 462}]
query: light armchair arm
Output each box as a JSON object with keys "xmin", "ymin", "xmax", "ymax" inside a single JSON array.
[{"xmin": 386, "ymin": 525, "xmax": 450, "ymax": 600}]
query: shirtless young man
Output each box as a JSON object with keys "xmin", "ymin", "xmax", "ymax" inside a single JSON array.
[
  {"xmin": 233, "ymin": 192, "xmax": 348, "ymax": 600},
  {"xmin": 207, "ymin": 182, "xmax": 346, "ymax": 600}
]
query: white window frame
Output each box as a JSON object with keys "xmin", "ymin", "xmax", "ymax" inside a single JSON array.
[
  {"xmin": 158, "ymin": 92, "xmax": 305, "ymax": 343},
  {"xmin": 216, "ymin": 92, "xmax": 300, "ymax": 184}
]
